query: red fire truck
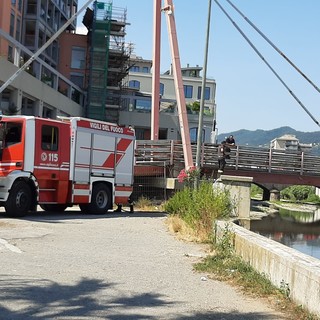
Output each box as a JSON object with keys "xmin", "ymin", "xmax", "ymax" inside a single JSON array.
[{"xmin": 0, "ymin": 115, "xmax": 135, "ymax": 217}]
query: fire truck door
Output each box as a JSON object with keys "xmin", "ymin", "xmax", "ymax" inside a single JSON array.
[
  {"xmin": 74, "ymin": 129, "xmax": 115, "ymax": 183},
  {"xmin": 34, "ymin": 121, "xmax": 70, "ymax": 203}
]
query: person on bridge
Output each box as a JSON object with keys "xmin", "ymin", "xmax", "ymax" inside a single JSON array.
[
  {"xmin": 226, "ymin": 135, "xmax": 235, "ymax": 146},
  {"xmin": 225, "ymin": 135, "xmax": 235, "ymax": 160},
  {"xmin": 217, "ymin": 141, "xmax": 227, "ymax": 173}
]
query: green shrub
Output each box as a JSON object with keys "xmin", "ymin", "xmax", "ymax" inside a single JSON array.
[
  {"xmin": 164, "ymin": 181, "xmax": 233, "ymax": 238},
  {"xmin": 280, "ymin": 185, "xmax": 316, "ymax": 202},
  {"xmin": 251, "ymin": 184, "xmax": 263, "ymax": 199},
  {"xmin": 306, "ymin": 193, "xmax": 320, "ymax": 204},
  {"xmin": 191, "ymin": 101, "xmax": 200, "ymax": 112}
]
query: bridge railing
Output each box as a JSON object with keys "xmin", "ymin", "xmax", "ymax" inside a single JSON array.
[
  {"xmin": 135, "ymin": 140, "xmax": 320, "ymax": 177},
  {"xmin": 135, "ymin": 140, "xmax": 174, "ymax": 164}
]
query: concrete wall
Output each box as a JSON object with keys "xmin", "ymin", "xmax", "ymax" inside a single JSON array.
[
  {"xmin": 219, "ymin": 175, "xmax": 252, "ymax": 220},
  {"xmin": 216, "ymin": 220, "xmax": 320, "ymax": 316}
]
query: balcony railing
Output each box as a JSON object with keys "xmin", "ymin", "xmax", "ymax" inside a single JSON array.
[{"xmin": 0, "ymin": 28, "xmax": 85, "ymax": 105}]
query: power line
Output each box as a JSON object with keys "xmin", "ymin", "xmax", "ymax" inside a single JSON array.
[
  {"xmin": 213, "ymin": 0, "xmax": 320, "ymax": 127},
  {"xmin": 225, "ymin": 0, "xmax": 320, "ymax": 95}
]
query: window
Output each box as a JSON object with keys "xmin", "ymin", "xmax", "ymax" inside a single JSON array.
[
  {"xmin": 8, "ymin": 46, "xmax": 13, "ymax": 62},
  {"xmin": 130, "ymin": 66, "xmax": 140, "ymax": 72},
  {"xmin": 134, "ymin": 128, "xmax": 146, "ymax": 140},
  {"xmin": 10, "ymin": 11, "xmax": 15, "ymax": 36},
  {"xmin": 27, "ymin": 0, "xmax": 37, "ymax": 14},
  {"xmin": 183, "ymin": 85, "xmax": 193, "ymax": 98},
  {"xmin": 160, "ymin": 83, "xmax": 164, "ymax": 96},
  {"xmin": 40, "ymin": 6, "xmax": 45, "ymax": 19},
  {"xmin": 11, "ymin": 0, "xmax": 16, "ymax": 6},
  {"xmin": 18, "ymin": 0, "xmax": 22, "ymax": 11},
  {"xmin": 41, "ymin": 125, "xmax": 58, "ymax": 151},
  {"xmin": 16, "ymin": 17, "xmax": 21, "ymax": 41},
  {"xmin": 71, "ymin": 87, "xmax": 81, "ymax": 103},
  {"xmin": 129, "ymin": 80, "xmax": 140, "ymax": 89},
  {"xmin": 135, "ymin": 98, "xmax": 151, "ymax": 111},
  {"xmin": 197, "ymin": 86, "xmax": 211, "ymax": 100},
  {"xmin": 43, "ymin": 107, "xmax": 53, "ymax": 118},
  {"xmin": 189, "ymin": 127, "xmax": 205, "ymax": 143},
  {"xmin": 71, "ymin": 47, "xmax": 85, "ymax": 69},
  {"xmin": 25, "ymin": 21, "xmax": 36, "ymax": 46},
  {"xmin": 142, "ymin": 66, "xmax": 149, "ymax": 73},
  {"xmin": 70, "ymin": 73, "xmax": 84, "ymax": 88},
  {"xmin": 52, "ymin": 41, "xmax": 58, "ymax": 61}
]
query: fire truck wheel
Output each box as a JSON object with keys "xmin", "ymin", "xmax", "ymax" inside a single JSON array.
[
  {"xmin": 80, "ymin": 183, "xmax": 111, "ymax": 214},
  {"xmin": 40, "ymin": 204, "xmax": 68, "ymax": 212},
  {"xmin": 5, "ymin": 181, "xmax": 32, "ymax": 217}
]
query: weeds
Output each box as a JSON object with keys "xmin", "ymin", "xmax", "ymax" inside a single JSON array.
[
  {"xmin": 165, "ymin": 215, "xmax": 206, "ymax": 242},
  {"xmin": 164, "ymin": 181, "xmax": 233, "ymax": 241},
  {"xmin": 134, "ymin": 196, "xmax": 163, "ymax": 211},
  {"xmin": 280, "ymin": 280, "xmax": 291, "ymax": 299}
]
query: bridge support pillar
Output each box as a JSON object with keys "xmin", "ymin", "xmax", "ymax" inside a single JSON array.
[
  {"xmin": 262, "ymin": 188, "xmax": 270, "ymax": 201},
  {"xmin": 219, "ymin": 175, "xmax": 253, "ymax": 229},
  {"xmin": 270, "ymin": 189, "xmax": 280, "ymax": 201}
]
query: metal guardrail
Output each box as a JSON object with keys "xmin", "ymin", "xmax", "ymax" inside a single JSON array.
[{"xmin": 135, "ymin": 140, "xmax": 320, "ymax": 176}]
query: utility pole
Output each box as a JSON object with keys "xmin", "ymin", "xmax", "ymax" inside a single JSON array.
[
  {"xmin": 195, "ymin": 0, "xmax": 212, "ymax": 171},
  {"xmin": 151, "ymin": 0, "xmax": 162, "ymax": 140}
]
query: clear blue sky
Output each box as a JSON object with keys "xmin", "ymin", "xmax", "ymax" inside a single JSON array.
[{"xmin": 76, "ymin": 0, "xmax": 320, "ymax": 134}]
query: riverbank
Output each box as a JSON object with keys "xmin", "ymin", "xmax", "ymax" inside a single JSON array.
[{"xmin": 250, "ymin": 199, "xmax": 318, "ymax": 218}]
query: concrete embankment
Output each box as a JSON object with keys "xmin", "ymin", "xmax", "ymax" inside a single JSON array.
[{"xmin": 216, "ymin": 220, "xmax": 320, "ymax": 316}]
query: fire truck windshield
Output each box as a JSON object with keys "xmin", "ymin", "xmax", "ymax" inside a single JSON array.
[{"xmin": 0, "ymin": 122, "xmax": 22, "ymax": 149}]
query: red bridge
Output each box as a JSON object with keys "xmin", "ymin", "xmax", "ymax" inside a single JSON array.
[{"xmin": 134, "ymin": 140, "xmax": 320, "ymax": 200}]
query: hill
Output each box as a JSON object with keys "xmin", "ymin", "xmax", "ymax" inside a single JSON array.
[{"xmin": 217, "ymin": 127, "xmax": 320, "ymax": 155}]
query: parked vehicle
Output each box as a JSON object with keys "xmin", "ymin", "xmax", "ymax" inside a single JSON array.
[{"xmin": 0, "ymin": 115, "xmax": 135, "ymax": 217}]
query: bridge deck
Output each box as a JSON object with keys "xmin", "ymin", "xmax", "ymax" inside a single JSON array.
[{"xmin": 134, "ymin": 140, "xmax": 320, "ymax": 187}]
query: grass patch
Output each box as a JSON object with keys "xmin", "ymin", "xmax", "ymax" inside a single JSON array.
[
  {"xmin": 134, "ymin": 196, "xmax": 164, "ymax": 212},
  {"xmin": 165, "ymin": 214, "xmax": 209, "ymax": 243}
]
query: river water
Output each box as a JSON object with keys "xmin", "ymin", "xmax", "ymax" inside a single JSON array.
[{"xmin": 249, "ymin": 206, "xmax": 320, "ymax": 260}]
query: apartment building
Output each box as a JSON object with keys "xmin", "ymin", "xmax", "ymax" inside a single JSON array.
[
  {"xmin": 0, "ymin": 0, "xmax": 83, "ymax": 117},
  {"xmin": 119, "ymin": 55, "xmax": 217, "ymax": 142},
  {"xmin": 270, "ymin": 134, "xmax": 312, "ymax": 153},
  {"xmin": 23, "ymin": 0, "xmax": 77, "ymax": 68}
]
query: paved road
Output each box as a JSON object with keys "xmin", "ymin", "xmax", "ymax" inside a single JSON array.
[{"xmin": 0, "ymin": 207, "xmax": 287, "ymax": 320}]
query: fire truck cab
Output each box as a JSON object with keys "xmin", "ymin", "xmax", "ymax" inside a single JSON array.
[{"xmin": 0, "ymin": 115, "xmax": 135, "ymax": 217}]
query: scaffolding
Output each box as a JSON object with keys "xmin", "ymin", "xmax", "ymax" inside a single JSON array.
[
  {"xmin": 85, "ymin": 1, "xmax": 129, "ymax": 122},
  {"xmin": 86, "ymin": 1, "xmax": 112, "ymax": 120}
]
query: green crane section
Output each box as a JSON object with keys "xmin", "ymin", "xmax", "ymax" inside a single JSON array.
[{"xmin": 86, "ymin": 1, "xmax": 112, "ymax": 121}]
